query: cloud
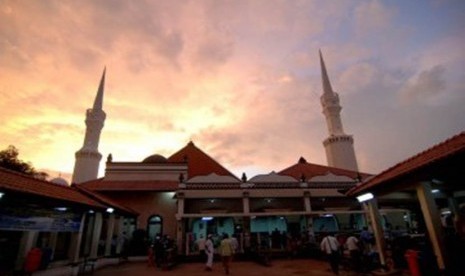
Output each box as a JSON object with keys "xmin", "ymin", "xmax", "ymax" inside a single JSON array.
[
  {"xmin": 399, "ymin": 65, "xmax": 446, "ymax": 105},
  {"xmin": 353, "ymin": 0, "xmax": 395, "ymax": 35}
]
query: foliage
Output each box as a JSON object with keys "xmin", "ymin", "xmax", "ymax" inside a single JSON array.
[{"xmin": 0, "ymin": 145, "xmax": 48, "ymax": 180}]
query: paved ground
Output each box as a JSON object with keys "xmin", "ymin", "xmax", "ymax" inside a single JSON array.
[{"xmin": 93, "ymin": 259, "xmax": 355, "ymax": 276}]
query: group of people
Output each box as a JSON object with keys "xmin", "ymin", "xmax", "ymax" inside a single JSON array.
[
  {"xmin": 197, "ymin": 233, "xmax": 237, "ymax": 274},
  {"xmin": 320, "ymin": 229, "xmax": 373, "ymax": 275},
  {"xmin": 149, "ymin": 234, "xmax": 176, "ymax": 269}
]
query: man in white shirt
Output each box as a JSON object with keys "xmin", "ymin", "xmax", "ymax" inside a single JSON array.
[
  {"xmin": 320, "ymin": 232, "xmax": 341, "ymax": 275},
  {"xmin": 205, "ymin": 234, "xmax": 214, "ymax": 271},
  {"xmin": 345, "ymin": 234, "xmax": 361, "ymax": 272}
]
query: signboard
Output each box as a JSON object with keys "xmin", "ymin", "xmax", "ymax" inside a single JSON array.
[{"xmin": 0, "ymin": 207, "xmax": 82, "ymax": 232}]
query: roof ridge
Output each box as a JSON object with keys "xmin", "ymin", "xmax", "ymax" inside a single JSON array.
[
  {"xmin": 0, "ymin": 167, "xmax": 75, "ymax": 190},
  {"xmin": 369, "ymin": 131, "xmax": 465, "ymax": 183}
]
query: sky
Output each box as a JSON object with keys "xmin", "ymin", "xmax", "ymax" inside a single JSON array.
[{"xmin": 1, "ymin": 0, "xmax": 464, "ymax": 182}]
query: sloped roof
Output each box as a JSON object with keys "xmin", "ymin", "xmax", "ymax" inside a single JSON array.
[
  {"xmin": 347, "ymin": 131, "xmax": 465, "ymax": 196},
  {"xmin": 187, "ymin": 173, "xmax": 241, "ymax": 184},
  {"xmin": 279, "ymin": 157, "xmax": 371, "ymax": 181},
  {"xmin": 249, "ymin": 171, "xmax": 298, "ymax": 183},
  {"xmin": 168, "ymin": 141, "xmax": 239, "ymax": 179},
  {"xmin": 0, "ymin": 167, "xmax": 105, "ymax": 209},
  {"xmin": 73, "ymin": 184, "xmax": 138, "ymax": 215},
  {"xmin": 81, "ymin": 178, "xmax": 178, "ymax": 191}
]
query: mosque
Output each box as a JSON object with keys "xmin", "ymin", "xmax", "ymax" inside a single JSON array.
[
  {"xmin": 1, "ymin": 51, "xmax": 462, "ymax": 275},
  {"xmin": 73, "ymin": 51, "xmax": 407, "ymax": 256}
]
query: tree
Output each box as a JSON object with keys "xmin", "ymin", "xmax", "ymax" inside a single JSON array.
[{"xmin": 0, "ymin": 145, "xmax": 48, "ymax": 180}]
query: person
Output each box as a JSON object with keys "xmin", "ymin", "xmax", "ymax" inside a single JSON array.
[
  {"xmin": 153, "ymin": 234, "xmax": 164, "ymax": 268},
  {"xmin": 320, "ymin": 232, "xmax": 341, "ymax": 275},
  {"xmin": 196, "ymin": 234, "xmax": 206, "ymax": 259},
  {"xmin": 345, "ymin": 234, "xmax": 361, "ymax": 272},
  {"xmin": 230, "ymin": 234, "xmax": 239, "ymax": 255},
  {"xmin": 219, "ymin": 233, "xmax": 234, "ymax": 275},
  {"xmin": 205, "ymin": 234, "xmax": 214, "ymax": 271}
]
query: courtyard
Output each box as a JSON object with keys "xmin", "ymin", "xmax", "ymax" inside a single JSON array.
[{"xmin": 93, "ymin": 259, "xmax": 350, "ymax": 276}]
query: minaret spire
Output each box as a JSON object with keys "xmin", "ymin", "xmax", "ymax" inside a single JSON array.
[
  {"xmin": 319, "ymin": 49, "xmax": 334, "ymax": 95},
  {"xmin": 72, "ymin": 68, "xmax": 107, "ymax": 184},
  {"xmin": 319, "ymin": 50, "xmax": 359, "ymax": 172},
  {"xmin": 93, "ymin": 67, "xmax": 106, "ymax": 110}
]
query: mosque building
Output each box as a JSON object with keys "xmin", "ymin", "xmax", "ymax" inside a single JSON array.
[{"xmin": 74, "ymin": 51, "xmax": 405, "ymax": 255}]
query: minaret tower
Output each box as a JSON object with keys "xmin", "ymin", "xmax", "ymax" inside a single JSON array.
[
  {"xmin": 72, "ymin": 68, "xmax": 107, "ymax": 184},
  {"xmin": 319, "ymin": 50, "xmax": 358, "ymax": 171}
]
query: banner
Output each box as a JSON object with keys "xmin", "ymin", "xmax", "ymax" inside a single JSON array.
[{"xmin": 0, "ymin": 207, "xmax": 82, "ymax": 232}]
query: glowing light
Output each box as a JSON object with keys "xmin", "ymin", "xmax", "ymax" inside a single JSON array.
[
  {"xmin": 357, "ymin": 193, "xmax": 374, "ymax": 202},
  {"xmin": 202, "ymin": 217, "xmax": 213, "ymax": 221},
  {"xmin": 106, "ymin": 207, "xmax": 114, "ymax": 213},
  {"xmin": 55, "ymin": 207, "xmax": 67, "ymax": 212},
  {"xmin": 0, "ymin": 192, "xmax": 4, "ymax": 199},
  {"xmin": 431, "ymin": 189, "xmax": 440, "ymax": 193}
]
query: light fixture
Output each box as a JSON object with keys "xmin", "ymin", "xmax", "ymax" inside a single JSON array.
[
  {"xmin": 441, "ymin": 210, "xmax": 451, "ymax": 215},
  {"xmin": 266, "ymin": 199, "xmax": 272, "ymax": 203},
  {"xmin": 202, "ymin": 217, "xmax": 213, "ymax": 221},
  {"xmin": 0, "ymin": 192, "xmax": 4, "ymax": 199},
  {"xmin": 323, "ymin": 214, "xmax": 333, "ymax": 217},
  {"xmin": 431, "ymin": 189, "xmax": 440, "ymax": 193},
  {"xmin": 106, "ymin": 207, "xmax": 114, "ymax": 213},
  {"xmin": 356, "ymin": 193, "xmax": 374, "ymax": 203},
  {"xmin": 88, "ymin": 210, "xmax": 95, "ymax": 214},
  {"xmin": 209, "ymin": 199, "xmax": 215, "ymax": 203},
  {"xmin": 279, "ymin": 216, "xmax": 285, "ymax": 220},
  {"xmin": 432, "ymin": 179, "xmax": 443, "ymax": 185},
  {"xmin": 55, "ymin": 207, "xmax": 68, "ymax": 212}
]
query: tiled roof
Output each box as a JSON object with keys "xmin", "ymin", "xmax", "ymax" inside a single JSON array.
[
  {"xmin": 0, "ymin": 167, "xmax": 105, "ymax": 209},
  {"xmin": 347, "ymin": 131, "xmax": 465, "ymax": 196},
  {"xmin": 73, "ymin": 184, "xmax": 138, "ymax": 215},
  {"xmin": 80, "ymin": 179, "xmax": 179, "ymax": 191},
  {"xmin": 279, "ymin": 157, "xmax": 371, "ymax": 181},
  {"xmin": 168, "ymin": 141, "xmax": 239, "ymax": 180}
]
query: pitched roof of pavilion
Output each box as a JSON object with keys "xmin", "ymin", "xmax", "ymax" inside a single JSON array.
[
  {"xmin": 347, "ymin": 131, "xmax": 465, "ymax": 196},
  {"xmin": 168, "ymin": 141, "xmax": 239, "ymax": 180},
  {"xmin": 0, "ymin": 167, "xmax": 112, "ymax": 211},
  {"xmin": 279, "ymin": 157, "xmax": 371, "ymax": 181}
]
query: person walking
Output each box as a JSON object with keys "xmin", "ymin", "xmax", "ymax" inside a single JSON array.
[
  {"xmin": 320, "ymin": 232, "xmax": 341, "ymax": 275},
  {"xmin": 219, "ymin": 233, "xmax": 234, "ymax": 275},
  {"xmin": 205, "ymin": 234, "xmax": 214, "ymax": 271},
  {"xmin": 345, "ymin": 234, "xmax": 361, "ymax": 273}
]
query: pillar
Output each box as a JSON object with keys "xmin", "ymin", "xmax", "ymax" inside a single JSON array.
[
  {"xmin": 176, "ymin": 193, "xmax": 185, "ymax": 254},
  {"xmin": 416, "ymin": 182, "xmax": 447, "ymax": 270},
  {"xmin": 89, "ymin": 212, "xmax": 103, "ymax": 259},
  {"xmin": 303, "ymin": 191, "xmax": 315, "ymax": 242},
  {"xmin": 14, "ymin": 231, "xmax": 39, "ymax": 270},
  {"xmin": 243, "ymin": 191, "xmax": 250, "ymax": 214},
  {"xmin": 366, "ymin": 199, "xmax": 387, "ymax": 268},
  {"xmin": 83, "ymin": 214, "xmax": 95, "ymax": 256},
  {"xmin": 115, "ymin": 216, "xmax": 125, "ymax": 255},
  {"xmin": 104, "ymin": 213, "xmax": 116, "ymax": 256},
  {"xmin": 68, "ymin": 213, "xmax": 87, "ymax": 263}
]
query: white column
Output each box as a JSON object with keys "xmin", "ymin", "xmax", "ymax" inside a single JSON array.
[
  {"xmin": 83, "ymin": 214, "xmax": 95, "ymax": 256},
  {"xmin": 68, "ymin": 213, "xmax": 87, "ymax": 263},
  {"xmin": 176, "ymin": 193, "xmax": 185, "ymax": 254},
  {"xmin": 90, "ymin": 212, "xmax": 103, "ymax": 259},
  {"xmin": 14, "ymin": 231, "xmax": 39, "ymax": 270},
  {"xmin": 366, "ymin": 199, "xmax": 387, "ymax": 267},
  {"xmin": 416, "ymin": 182, "xmax": 447, "ymax": 270},
  {"xmin": 243, "ymin": 191, "xmax": 250, "ymax": 214},
  {"xmin": 115, "ymin": 216, "xmax": 125, "ymax": 255},
  {"xmin": 304, "ymin": 191, "xmax": 311, "ymax": 212},
  {"xmin": 104, "ymin": 213, "xmax": 116, "ymax": 256}
]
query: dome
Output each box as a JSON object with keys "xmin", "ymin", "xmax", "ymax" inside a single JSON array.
[
  {"xmin": 51, "ymin": 177, "xmax": 69, "ymax": 186},
  {"xmin": 142, "ymin": 154, "xmax": 168, "ymax": 163}
]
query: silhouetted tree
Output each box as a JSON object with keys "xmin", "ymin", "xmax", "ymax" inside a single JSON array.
[{"xmin": 0, "ymin": 145, "xmax": 48, "ymax": 180}]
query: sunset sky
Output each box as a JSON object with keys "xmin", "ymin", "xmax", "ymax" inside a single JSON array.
[{"xmin": 1, "ymin": 0, "xmax": 464, "ymax": 182}]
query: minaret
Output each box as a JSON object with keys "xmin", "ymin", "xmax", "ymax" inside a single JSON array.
[
  {"xmin": 319, "ymin": 50, "xmax": 358, "ymax": 171},
  {"xmin": 72, "ymin": 68, "xmax": 107, "ymax": 184}
]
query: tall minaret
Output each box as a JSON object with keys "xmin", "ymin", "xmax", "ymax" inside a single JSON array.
[
  {"xmin": 72, "ymin": 68, "xmax": 107, "ymax": 184},
  {"xmin": 319, "ymin": 50, "xmax": 358, "ymax": 171}
]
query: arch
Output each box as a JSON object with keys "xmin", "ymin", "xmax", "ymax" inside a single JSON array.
[{"xmin": 147, "ymin": 215, "xmax": 163, "ymax": 242}]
